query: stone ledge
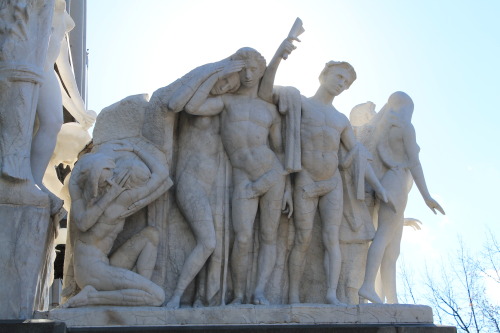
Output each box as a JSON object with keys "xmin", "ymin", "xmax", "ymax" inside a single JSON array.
[{"xmin": 35, "ymin": 304, "xmax": 433, "ymax": 327}]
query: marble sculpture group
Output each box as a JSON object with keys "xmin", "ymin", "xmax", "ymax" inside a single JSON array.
[{"xmin": 0, "ymin": 1, "xmax": 444, "ymax": 318}]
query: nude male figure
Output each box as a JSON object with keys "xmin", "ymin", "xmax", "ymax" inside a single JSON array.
[
  {"xmin": 288, "ymin": 61, "xmax": 390, "ymax": 305},
  {"xmin": 184, "ymin": 41, "xmax": 295, "ymax": 305},
  {"xmin": 62, "ymin": 143, "xmax": 172, "ymax": 307}
]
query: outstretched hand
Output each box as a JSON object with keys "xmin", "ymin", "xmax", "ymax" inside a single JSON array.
[
  {"xmin": 403, "ymin": 218, "xmax": 422, "ymax": 230},
  {"xmin": 425, "ymin": 197, "xmax": 445, "ymax": 215}
]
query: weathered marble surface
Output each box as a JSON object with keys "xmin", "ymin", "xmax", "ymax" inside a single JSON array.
[
  {"xmin": 36, "ymin": 304, "xmax": 433, "ymax": 326},
  {"xmin": 0, "ymin": 6, "xmax": 448, "ymax": 324},
  {"xmin": 0, "ymin": 205, "xmax": 54, "ymax": 319},
  {"xmin": 0, "ymin": 0, "xmax": 56, "ymax": 320}
]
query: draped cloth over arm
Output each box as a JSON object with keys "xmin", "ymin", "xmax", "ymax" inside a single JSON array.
[{"xmin": 274, "ymin": 86, "xmax": 302, "ymax": 173}]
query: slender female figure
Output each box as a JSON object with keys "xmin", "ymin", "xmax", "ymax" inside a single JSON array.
[
  {"xmin": 358, "ymin": 91, "xmax": 445, "ymax": 304},
  {"xmin": 165, "ymin": 60, "xmax": 243, "ymax": 308}
]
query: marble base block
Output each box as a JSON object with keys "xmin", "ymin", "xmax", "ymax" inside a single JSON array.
[
  {"xmin": 0, "ymin": 204, "xmax": 53, "ymax": 319},
  {"xmin": 36, "ymin": 304, "xmax": 433, "ymax": 327}
]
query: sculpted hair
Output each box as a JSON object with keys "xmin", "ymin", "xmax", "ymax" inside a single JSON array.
[
  {"xmin": 231, "ymin": 47, "xmax": 267, "ymax": 73},
  {"xmin": 319, "ymin": 61, "xmax": 357, "ymax": 88}
]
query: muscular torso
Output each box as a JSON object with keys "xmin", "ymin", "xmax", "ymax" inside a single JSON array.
[
  {"xmin": 78, "ymin": 191, "xmax": 136, "ymax": 256},
  {"xmin": 300, "ymin": 97, "xmax": 348, "ymax": 181},
  {"xmin": 220, "ymin": 95, "xmax": 280, "ymax": 180}
]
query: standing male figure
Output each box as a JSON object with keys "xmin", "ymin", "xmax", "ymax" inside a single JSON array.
[
  {"xmin": 184, "ymin": 40, "xmax": 296, "ymax": 305},
  {"xmin": 288, "ymin": 61, "xmax": 390, "ymax": 305}
]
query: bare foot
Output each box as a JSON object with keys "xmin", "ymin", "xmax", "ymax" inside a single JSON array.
[
  {"xmin": 229, "ymin": 297, "xmax": 243, "ymax": 305},
  {"xmin": 164, "ymin": 296, "xmax": 180, "ymax": 309},
  {"xmin": 358, "ymin": 285, "xmax": 383, "ymax": 304},
  {"xmin": 62, "ymin": 285, "xmax": 96, "ymax": 308},
  {"xmin": 253, "ymin": 294, "xmax": 270, "ymax": 306},
  {"xmin": 326, "ymin": 293, "xmax": 346, "ymax": 306},
  {"xmin": 193, "ymin": 298, "xmax": 204, "ymax": 308}
]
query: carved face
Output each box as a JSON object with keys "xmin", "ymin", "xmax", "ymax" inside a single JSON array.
[
  {"xmin": 322, "ymin": 66, "xmax": 353, "ymax": 97},
  {"xmin": 211, "ymin": 73, "xmax": 240, "ymax": 95},
  {"xmin": 239, "ymin": 59, "xmax": 263, "ymax": 88}
]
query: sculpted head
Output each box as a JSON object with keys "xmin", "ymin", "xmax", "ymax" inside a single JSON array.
[
  {"xmin": 76, "ymin": 153, "xmax": 116, "ymax": 202},
  {"xmin": 387, "ymin": 91, "xmax": 414, "ymax": 121},
  {"xmin": 210, "ymin": 73, "xmax": 241, "ymax": 95},
  {"xmin": 231, "ymin": 47, "xmax": 266, "ymax": 88},
  {"xmin": 319, "ymin": 61, "xmax": 357, "ymax": 96}
]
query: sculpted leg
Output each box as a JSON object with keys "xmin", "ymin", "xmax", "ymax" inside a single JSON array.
[
  {"xmin": 110, "ymin": 226, "xmax": 160, "ymax": 279},
  {"xmin": 31, "ymin": 71, "xmax": 63, "ymax": 189},
  {"xmin": 381, "ymin": 217, "xmax": 404, "ymax": 304},
  {"xmin": 70, "ymin": 245, "xmax": 165, "ymax": 307},
  {"xmin": 230, "ymin": 192, "xmax": 259, "ymax": 304},
  {"xmin": 360, "ymin": 168, "xmax": 408, "ymax": 303},
  {"xmin": 30, "ymin": 71, "xmax": 64, "ymax": 214},
  {"xmin": 358, "ymin": 202, "xmax": 398, "ymax": 304},
  {"xmin": 288, "ymin": 189, "xmax": 317, "ymax": 304},
  {"xmin": 166, "ymin": 177, "xmax": 216, "ymax": 308},
  {"xmin": 253, "ymin": 178, "xmax": 285, "ymax": 305},
  {"xmin": 319, "ymin": 183, "xmax": 344, "ymax": 305}
]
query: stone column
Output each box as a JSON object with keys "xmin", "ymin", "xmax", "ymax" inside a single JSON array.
[{"xmin": 0, "ymin": 0, "xmax": 56, "ymax": 319}]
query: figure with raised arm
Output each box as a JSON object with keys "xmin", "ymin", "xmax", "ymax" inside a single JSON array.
[
  {"xmin": 61, "ymin": 142, "xmax": 172, "ymax": 307},
  {"xmin": 358, "ymin": 91, "xmax": 445, "ymax": 304},
  {"xmin": 287, "ymin": 61, "xmax": 391, "ymax": 305},
  {"xmin": 183, "ymin": 37, "xmax": 297, "ymax": 305}
]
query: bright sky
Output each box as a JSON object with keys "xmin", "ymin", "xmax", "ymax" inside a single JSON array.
[{"xmin": 86, "ymin": 0, "xmax": 500, "ymax": 308}]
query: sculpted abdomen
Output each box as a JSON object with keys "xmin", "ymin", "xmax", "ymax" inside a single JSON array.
[
  {"xmin": 228, "ymin": 146, "xmax": 276, "ymax": 180},
  {"xmin": 301, "ymin": 150, "xmax": 338, "ymax": 180}
]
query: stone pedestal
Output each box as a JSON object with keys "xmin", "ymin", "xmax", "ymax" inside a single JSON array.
[
  {"xmin": 37, "ymin": 304, "xmax": 434, "ymax": 327},
  {"xmin": 0, "ymin": 204, "xmax": 54, "ymax": 319}
]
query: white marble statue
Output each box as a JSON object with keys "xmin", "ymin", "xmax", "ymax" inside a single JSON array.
[
  {"xmin": 30, "ymin": 0, "xmax": 76, "ymax": 215},
  {"xmin": 357, "ymin": 91, "xmax": 445, "ymax": 304},
  {"xmin": 0, "ymin": 0, "xmax": 60, "ymax": 319},
  {"xmin": 182, "ymin": 38, "xmax": 298, "ymax": 305},
  {"xmin": 164, "ymin": 59, "xmax": 244, "ymax": 309},
  {"xmin": 287, "ymin": 61, "xmax": 392, "ymax": 305},
  {"xmin": 62, "ymin": 141, "xmax": 172, "ymax": 307}
]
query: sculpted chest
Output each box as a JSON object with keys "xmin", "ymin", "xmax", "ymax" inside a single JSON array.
[
  {"xmin": 301, "ymin": 102, "xmax": 341, "ymax": 133},
  {"xmin": 224, "ymin": 97, "xmax": 275, "ymax": 129}
]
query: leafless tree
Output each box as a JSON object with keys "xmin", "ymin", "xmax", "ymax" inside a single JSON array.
[{"xmin": 421, "ymin": 236, "xmax": 499, "ymax": 332}]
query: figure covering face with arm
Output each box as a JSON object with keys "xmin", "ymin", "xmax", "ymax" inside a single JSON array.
[
  {"xmin": 183, "ymin": 36, "xmax": 298, "ymax": 305},
  {"xmin": 62, "ymin": 141, "xmax": 172, "ymax": 308}
]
